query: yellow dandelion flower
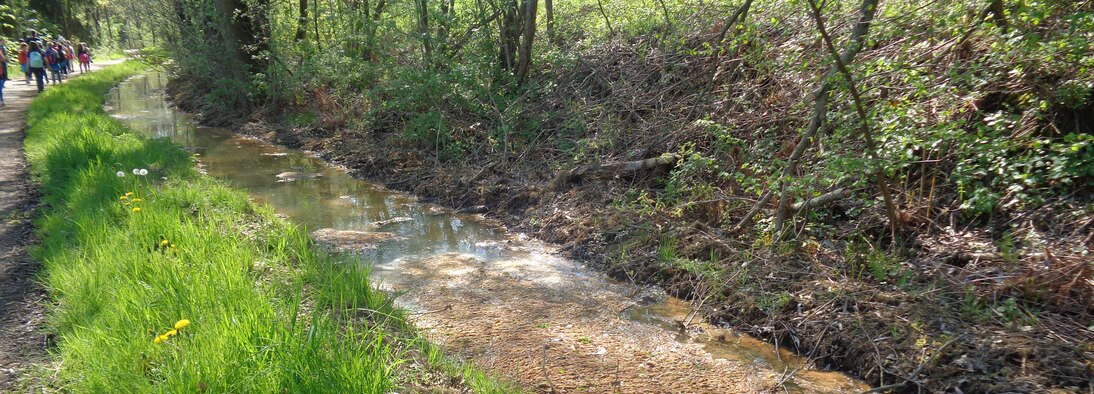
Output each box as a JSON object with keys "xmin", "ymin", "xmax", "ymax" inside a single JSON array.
[
  {"xmin": 132, "ymin": 207, "xmax": 141, "ymax": 213},
  {"xmin": 125, "ymin": 192, "xmax": 134, "ymax": 196},
  {"xmin": 165, "ymin": 329, "xmax": 178, "ymax": 337},
  {"xmin": 174, "ymin": 319, "xmax": 190, "ymax": 330},
  {"xmin": 132, "ymin": 198, "xmax": 143, "ymax": 203},
  {"xmin": 153, "ymin": 335, "xmax": 168, "ymax": 344},
  {"xmin": 119, "ymin": 195, "xmax": 128, "ymax": 201},
  {"xmin": 160, "ymin": 240, "xmax": 170, "ymax": 247}
]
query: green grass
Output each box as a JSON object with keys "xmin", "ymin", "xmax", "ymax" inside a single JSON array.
[{"xmin": 22, "ymin": 62, "xmax": 514, "ymax": 393}]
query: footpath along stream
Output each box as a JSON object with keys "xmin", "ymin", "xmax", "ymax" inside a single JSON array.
[{"xmin": 106, "ymin": 72, "xmax": 869, "ymax": 393}]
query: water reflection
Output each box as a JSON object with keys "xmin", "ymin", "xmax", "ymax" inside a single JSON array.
[{"xmin": 105, "ymin": 72, "xmax": 511, "ymax": 264}]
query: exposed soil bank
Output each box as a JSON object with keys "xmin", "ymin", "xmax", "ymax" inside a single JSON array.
[{"xmin": 168, "ymin": 77, "xmax": 1093, "ymax": 392}]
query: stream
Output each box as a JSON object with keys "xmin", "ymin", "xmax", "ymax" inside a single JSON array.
[{"xmin": 105, "ymin": 72, "xmax": 868, "ymax": 393}]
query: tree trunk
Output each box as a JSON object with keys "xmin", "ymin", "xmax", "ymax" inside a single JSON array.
[
  {"xmin": 545, "ymin": 0, "xmax": 554, "ymax": 44},
  {"xmin": 715, "ymin": 0, "xmax": 752, "ymax": 44},
  {"xmin": 417, "ymin": 0, "xmax": 433, "ymax": 59},
  {"xmin": 61, "ymin": 0, "xmax": 71, "ymax": 36},
  {"xmin": 656, "ymin": 0, "xmax": 672, "ymax": 31},
  {"xmin": 596, "ymin": 0, "xmax": 613, "ymax": 36},
  {"xmin": 498, "ymin": 0, "xmax": 519, "ymax": 72},
  {"xmin": 313, "ymin": 0, "xmax": 320, "ymax": 49},
  {"xmin": 295, "ymin": 0, "xmax": 308, "ymax": 41},
  {"xmin": 437, "ymin": 0, "xmax": 455, "ymax": 55},
  {"xmin": 105, "ymin": 8, "xmax": 114, "ymax": 43},
  {"xmin": 737, "ymin": 0, "xmax": 878, "ymax": 234},
  {"xmin": 516, "ymin": 0, "xmax": 537, "ymax": 83},
  {"xmin": 986, "ymin": 0, "xmax": 1007, "ymax": 31},
  {"xmin": 804, "ymin": 0, "xmax": 901, "ymax": 241}
]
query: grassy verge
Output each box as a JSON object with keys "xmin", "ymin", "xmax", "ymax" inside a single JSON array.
[{"xmin": 22, "ymin": 62, "xmax": 511, "ymax": 392}]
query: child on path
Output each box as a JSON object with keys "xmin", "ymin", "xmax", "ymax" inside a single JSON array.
[
  {"xmin": 45, "ymin": 43, "xmax": 63, "ymax": 84},
  {"xmin": 18, "ymin": 43, "xmax": 29, "ymax": 84},
  {"xmin": 0, "ymin": 39, "xmax": 8, "ymax": 84},
  {"xmin": 26, "ymin": 42, "xmax": 46, "ymax": 93},
  {"xmin": 0, "ymin": 41, "xmax": 8, "ymax": 106},
  {"xmin": 77, "ymin": 43, "xmax": 91, "ymax": 73},
  {"xmin": 61, "ymin": 40, "xmax": 75, "ymax": 77}
]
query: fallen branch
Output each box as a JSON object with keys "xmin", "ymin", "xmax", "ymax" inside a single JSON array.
[
  {"xmin": 791, "ymin": 188, "xmax": 851, "ymax": 211},
  {"xmin": 562, "ymin": 153, "xmax": 681, "ymax": 183},
  {"xmin": 860, "ymin": 335, "xmax": 963, "ymax": 394},
  {"xmin": 541, "ymin": 343, "xmax": 557, "ymax": 393}
]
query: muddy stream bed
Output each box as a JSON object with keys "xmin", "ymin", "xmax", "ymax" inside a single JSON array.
[{"xmin": 105, "ymin": 73, "xmax": 868, "ymax": 393}]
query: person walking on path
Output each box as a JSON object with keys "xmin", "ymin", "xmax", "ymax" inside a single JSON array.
[
  {"xmin": 0, "ymin": 42, "xmax": 8, "ymax": 106},
  {"xmin": 77, "ymin": 43, "xmax": 91, "ymax": 74},
  {"xmin": 18, "ymin": 44, "xmax": 29, "ymax": 85},
  {"xmin": 0, "ymin": 38, "xmax": 9, "ymax": 83},
  {"xmin": 63, "ymin": 43, "xmax": 76, "ymax": 76},
  {"xmin": 44, "ymin": 43, "xmax": 63, "ymax": 85},
  {"xmin": 26, "ymin": 42, "xmax": 46, "ymax": 93}
]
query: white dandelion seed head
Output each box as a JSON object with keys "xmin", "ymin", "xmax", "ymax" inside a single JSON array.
[
  {"xmin": 132, "ymin": 169, "xmax": 140, "ymax": 175},
  {"xmin": 139, "ymin": 169, "xmax": 149, "ymax": 176},
  {"xmin": 116, "ymin": 171, "xmax": 125, "ymax": 177}
]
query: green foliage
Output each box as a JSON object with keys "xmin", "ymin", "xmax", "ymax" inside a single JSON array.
[
  {"xmin": 844, "ymin": 239, "xmax": 912, "ymax": 286},
  {"xmin": 756, "ymin": 291, "xmax": 792, "ymax": 314},
  {"xmin": 664, "ymin": 144, "xmax": 719, "ymax": 204}
]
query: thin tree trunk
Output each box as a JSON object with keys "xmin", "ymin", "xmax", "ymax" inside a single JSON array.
[
  {"xmin": 107, "ymin": 9, "xmax": 116, "ymax": 43},
  {"xmin": 61, "ymin": 0, "xmax": 71, "ymax": 36},
  {"xmin": 596, "ymin": 0, "xmax": 613, "ymax": 36},
  {"xmin": 296, "ymin": 0, "xmax": 308, "ymax": 41},
  {"xmin": 804, "ymin": 0, "xmax": 900, "ymax": 241},
  {"xmin": 417, "ymin": 0, "xmax": 433, "ymax": 60},
  {"xmin": 516, "ymin": 0, "xmax": 537, "ymax": 83},
  {"xmin": 656, "ymin": 0, "xmax": 672, "ymax": 31},
  {"xmin": 373, "ymin": 0, "xmax": 386, "ymax": 19},
  {"xmin": 498, "ymin": 0, "xmax": 519, "ymax": 72},
  {"xmin": 313, "ymin": 0, "xmax": 321, "ymax": 49},
  {"xmin": 715, "ymin": 0, "xmax": 752, "ymax": 44},
  {"xmin": 545, "ymin": 0, "xmax": 554, "ymax": 44},
  {"xmin": 438, "ymin": 0, "xmax": 454, "ymax": 55},
  {"xmin": 986, "ymin": 0, "xmax": 1007, "ymax": 31},
  {"xmin": 737, "ymin": 0, "xmax": 879, "ymax": 233}
]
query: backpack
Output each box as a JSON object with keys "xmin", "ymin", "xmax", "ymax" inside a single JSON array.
[{"xmin": 28, "ymin": 51, "xmax": 44, "ymax": 68}]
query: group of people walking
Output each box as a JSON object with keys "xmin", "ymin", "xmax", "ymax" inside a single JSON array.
[{"xmin": 0, "ymin": 29, "xmax": 93, "ymax": 105}]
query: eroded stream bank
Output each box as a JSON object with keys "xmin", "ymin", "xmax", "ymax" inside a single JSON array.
[{"xmin": 107, "ymin": 72, "xmax": 867, "ymax": 393}]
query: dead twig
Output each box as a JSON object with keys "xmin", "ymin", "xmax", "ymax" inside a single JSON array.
[
  {"xmin": 859, "ymin": 335, "xmax": 963, "ymax": 393},
  {"xmin": 541, "ymin": 342, "xmax": 557, "ymax": 393}
]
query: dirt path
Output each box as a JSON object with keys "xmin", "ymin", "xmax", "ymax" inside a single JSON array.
[{"xmin": 0, "ymin": 61, "xmax": 120, "ymax": 391}]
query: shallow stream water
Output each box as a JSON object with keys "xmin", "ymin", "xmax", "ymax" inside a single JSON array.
[{"xmin": 106, "ymin": 72, "xmax": 867, "ymax": 393}]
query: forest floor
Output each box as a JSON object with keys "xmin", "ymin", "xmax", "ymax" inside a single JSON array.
[{"xmin": 0, "ymin": 62, "xmax": 122, "ymax": 391}]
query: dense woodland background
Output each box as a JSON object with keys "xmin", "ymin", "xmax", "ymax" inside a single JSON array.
[{"xmin": 10, "ymin": 0, "xmax": 1092, "ymax": 391}]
